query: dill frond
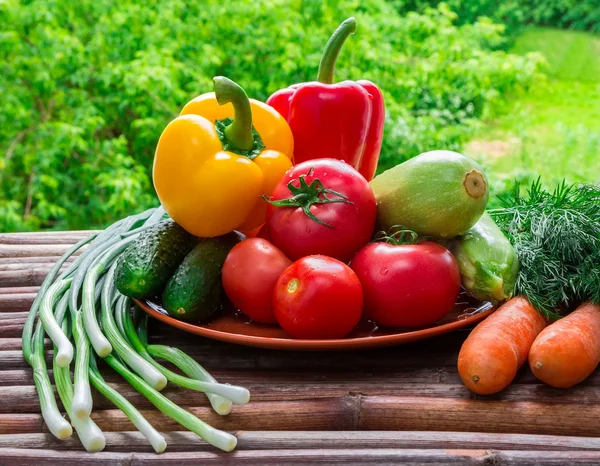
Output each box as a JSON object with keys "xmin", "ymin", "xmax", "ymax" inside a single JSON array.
[{"xmin": 489, "ymin": 178, "xmax": 600, "ymax": 319}]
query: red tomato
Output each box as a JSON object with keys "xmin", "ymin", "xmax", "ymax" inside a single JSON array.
[
  {"xmin": 222, "ymin": 238, "xmax": 292, "ymax": 324},
  {"xmin": 273, "ymin": 255, "xmax": 363, "ymax": 339},
  {"xmin": 265, "ymin": 159, "xmax": 376, "ymax": 262},
  {"xmin": 350, "ymin": 241, "xmax": 461, "ymax": 328}
]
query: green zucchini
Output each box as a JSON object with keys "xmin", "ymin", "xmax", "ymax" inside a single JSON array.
[{"xmin": 370, "ymin": 150, "xmax": 489, "ymax": 238}]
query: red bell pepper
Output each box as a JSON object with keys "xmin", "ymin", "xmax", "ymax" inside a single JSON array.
[{"xmin": 267, "ymin": 17, "xmax": 385, "ymax": 181}]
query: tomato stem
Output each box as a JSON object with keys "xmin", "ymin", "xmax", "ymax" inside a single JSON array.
[
  {"xmin": 262, "ymin": 168, "xmax": 353, "ymax": 228},
  {"xmin": 373, "ymin": 226, "xmax": 421, "ymax": 245}
]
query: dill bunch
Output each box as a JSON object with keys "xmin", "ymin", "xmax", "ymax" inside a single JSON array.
[{"xmin": 489, "ymin": 179, "xmax": 600, "ymax": 319}]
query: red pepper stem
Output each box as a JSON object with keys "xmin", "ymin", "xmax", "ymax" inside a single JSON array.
[
  {"xmin": 213, "ymin": 76, "xmax": 254, "ymax": 150},
  {"xmin": 316, "ymin": 17, "xmax": 357, "ymax": 84}
]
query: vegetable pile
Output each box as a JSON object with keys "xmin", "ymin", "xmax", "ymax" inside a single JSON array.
[
  {"xmin": 23, "ymin": 14, "xmax": 600, "ymax": 455},
  {"xmin": 459, "ymin": 181, "xmax": 600, "ymax": 394}
]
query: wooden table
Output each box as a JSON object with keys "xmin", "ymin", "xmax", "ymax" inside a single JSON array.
[{"xmin": 1, "ymin": 231, "xmax": 600, "ymax": 465}]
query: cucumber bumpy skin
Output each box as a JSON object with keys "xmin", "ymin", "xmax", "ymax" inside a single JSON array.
[
  {"xmin": 114, "ymin": 220, "xmax": 198, "ymax": 299},
  {"xmin": 162, "ymin": 234, "xmax": 239, "ymax": 323},
  {"xmin": 370, "ymin": 150, "xmax": 489, "ymax": 238}
]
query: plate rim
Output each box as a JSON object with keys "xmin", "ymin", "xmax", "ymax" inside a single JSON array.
[{"xmin": 135, "ymin": 299, "xmax": 496, "ymax": 351}]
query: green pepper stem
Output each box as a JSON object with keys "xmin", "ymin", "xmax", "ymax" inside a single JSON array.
[
  {"xmin": 213, "ymin": 76, "xmax": 254, "ymax": 150},
  {"xmin": 317, "ymin": 17, "xmax": 356, "ymax": 84}
]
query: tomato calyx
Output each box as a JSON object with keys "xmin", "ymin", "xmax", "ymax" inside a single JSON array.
[
  {"xmin": 262, "ymin": 168, "xmax": 353, "ymax": 228},
  {"xmin": 373, "ymin": 225, "xmax": 422, "ymax": 245}
]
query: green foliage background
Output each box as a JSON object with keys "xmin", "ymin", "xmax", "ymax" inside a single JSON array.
[
  {"xmin": 394, "ymin": 0, "xmax": 600, "ymax": 33},
  {"xmin": 0, "ymin": 0, "xmax": 542, "ymax": 232}
]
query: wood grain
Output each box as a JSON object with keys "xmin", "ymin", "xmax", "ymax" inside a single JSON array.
[
  {"xmin": 0, "ymin": 244, "xmax": 78, "ymax": 259},
  {"xmin": 1, "ymin": 447, "xmax": 600, "ymax": 465},
  {"xmin": 0, "ymin": 398, "xmax": 356, "ymax": 435},
  {"xmin": 0, "ymin": 267, "xmax": 70, "ymax": 288},
  {"xmin": 2, "ymin": 430, "xmax": 600, "ymax": 452},
  {"xmin": 0, "ymin": 231, "xmax": 95, "ymax": 245},
  {"xmin": 0, "ymin": 293, "xmax": 37, "ymax": 311},
  {"xmin": 360, "ymin": 396, "xmax": 600, "ymax": 437},
  {"xmin": 0, "ymin": 261, "xmax": 74, "ymax": 272}
]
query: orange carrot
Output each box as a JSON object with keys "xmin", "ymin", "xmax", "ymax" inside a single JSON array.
[
  {"xmin": 458, "ymin": 297, "xmax": 547, "ymax": 395},
  {"xmin": 529, "ymin": 302, "xmax": 600, "ymax": 388}
]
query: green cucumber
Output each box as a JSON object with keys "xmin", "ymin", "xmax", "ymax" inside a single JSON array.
[
  {"xmin": 162, "ymin": 233, "xmax": 239, "ymax": 323},
  {"xmin": 370, "ymin": 150, "xmax": 489, "ymax": 238},
  {"xmin": 114, "ymin": 220, "xmax": 198, "ymax": 298}
]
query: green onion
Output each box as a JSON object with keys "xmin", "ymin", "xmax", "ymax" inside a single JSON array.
[
  {"xmin": 70, "ymin": 207, "xmax": 162, "ymax": 349},
  {"xmin": 100, "ymin": 264, "xmax": 167, "ymax": 390},
  {"xmin": 104, "ymin": 354, "xmax": 237, "ymax": 452},
  {"xmin": 22, "ymin": 234, "xmax": 95, "ymax": 364},
  {"xmin": 31, "ymin": 318, "xmax": 72, "ymax": 440},
  {"xmin": 147, "ymin": 344, "xmax": 234, "ymax": 415},
  {"xmin": 136, "ymin": 313, "xmax": 233, "ymax": 415},
  {"xmin": 120, "ymin": 304, "xmax": 248, "ymax": 405},
  {"xmin": 69, "ymin": 208, "xmax": 157, "ymax": 318},
  {"xmin": 135, "ymin": 312, "xmax": 233, "ymax": 415},
  {"xmin": 39, "ymin": 278, "xmax": 74, "ymax": 367},
  {"xmin": 23, "ymin": 206, "xmax": 243, "ymax": 453},
  {"xmin": 53, "ymin": 299, "xmax": 106, "ymax": 452},
  {"xmin": 71, "ymin": 211, "xmax": 163, "ymax": 418},
  {"xmin": 71, "ymin": 309, "xmax": 94, "ymax": 419},
  {"xmin": 82, "ymin": 209, "xmax": 165, "ymax": 358},
  {"xmin": 89, "ymin": 354, "xmax": 166, "ymax": 453}
]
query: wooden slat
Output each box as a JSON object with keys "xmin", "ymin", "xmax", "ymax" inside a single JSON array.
[
  {"xmin": 2, "ymin": 430, "xmax": 600, "ymax": 452},
  {"xmin": 0, "ymin": 320, "xmax": 25, "ymax": 338},
  {"xmin": 1, "ymin": 350, "xmax": 47, "ymax": 369},
  {"xmin": 1, "ymin": 447, "xmax": 600, "ymax": 465},
  {"xmin": 0, "ymin": 260, "xmax": 75, "ymax": 272},
  {"xmin": 0, "ymin": 286, "xmax": 39, "ymax": 295},
  {"xmin": 0, "ymin": 231, "xmax": 96, "ymax": 245},
  {"xmin": 0, "ymin": 267, "xmax": 70, "ymax": 288},
  {"xmin": 0, "ymin": 256, "xmax": 72, "ymax": 265},
  {"xmin": 359, "ymin": 396, "xmax": 600, "ymax": 437},
  {"xmin": 0, "ymin": 339, "xmax": 27, "ymax": 350},
  {"xmin": 0, "ymin": 398, "xmax": 356, "ymax": 435},
  {"xmin": 0, "ymin": 370, "xmax": 36, "ymax": 386},
  {"xmin": 5, "ymin": 391, "xmax": 600, "ymax": 437},
  {"xmin": 0, "ymin": 293, "xmax": 37, "ymax": 311},
  {"xmin": 0, "ymin": 244, "xmax": 77, "ymax": 259},
  {"xmin": 5, "ymin": 368, "xmax": 600, "ymax": 413}
]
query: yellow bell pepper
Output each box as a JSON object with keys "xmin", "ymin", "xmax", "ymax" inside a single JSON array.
[{"xmin": 153, "ymin": 77, "xmax": 294, "ymax": 237}]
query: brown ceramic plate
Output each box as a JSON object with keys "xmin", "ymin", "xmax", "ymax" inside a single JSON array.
[{"xmin": 135, "ymin": 291, "xmax": 495, "ymax": 351}]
